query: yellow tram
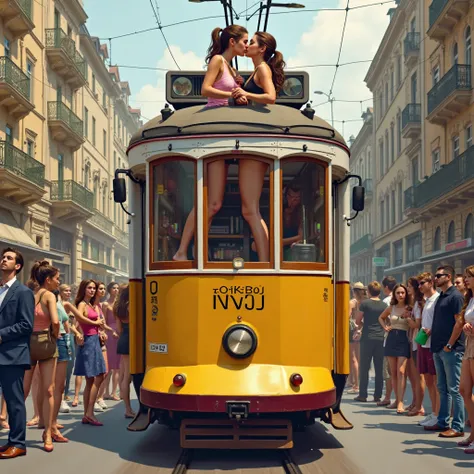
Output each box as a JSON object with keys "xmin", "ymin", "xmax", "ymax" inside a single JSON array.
[{"xmin": 114, "ymin": 71, "xmax": 364, "ymax": 449}]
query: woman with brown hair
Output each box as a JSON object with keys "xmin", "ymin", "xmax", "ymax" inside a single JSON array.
[
  {"xmin": 23, "ymin": 261, "xmax": 61, "ymax": 452},
  {"xmin": 73, "ymin": 280, "xmax": 106, "ymax": 426},
  {"xmin": 456, "ymin": 265, "xmax": 474, "ymax": 453},
  {"xmin": 115, "ymin": 285, "xmax": 135, "ymax": 419},
  {"xmin": 378, "ymin": 284, "xmax": 418, "ymax": 413},
  {"xmin": 173, "ymin": 25, "xmax": 248, "ymax": 262}
]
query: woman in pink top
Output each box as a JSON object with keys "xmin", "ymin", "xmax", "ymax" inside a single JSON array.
[
  {"xmin": 73, "ymin": 280, "xmax": 106, "ymax": 426},
  {"xmin": 173, "ymin": 25, "xmax": 248, "ymax": 262},
  {"xmin": 23, "ymin": 261, "xmax": 60, "ymax": 453}
]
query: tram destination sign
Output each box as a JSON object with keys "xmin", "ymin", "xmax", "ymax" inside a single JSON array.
[{"xmin": 372, "ymin": 257, "xmax": 389, "ymax": 267}]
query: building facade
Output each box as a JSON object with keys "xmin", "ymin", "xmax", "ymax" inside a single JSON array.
[
  {"xmin": 365, "ymin": 0, "xmax": 426, "ymax": 283},
  {"xmin": 402, "ymin": 0, "xmax": 474, "ymax": 274},
  {"xmin": 0, "ymin": 0, "xmax": 140, "ymax": 284},
  {"xmin": 349, "ymin": 109, "xmax": 375, "ymax": 285}
]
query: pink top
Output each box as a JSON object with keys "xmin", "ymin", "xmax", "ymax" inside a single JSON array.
[
  {"xmin": 79, "ymin": 304, "xmax": 100, "ymax": 336},
  {"xmin": 206, "ymin": 56, "xmax": 238, "ymax": 108},
  {"xmin": 33, "ymin": 298, "xmax": 50, "ymax": 332},
  {"xmin": 105, "ymin": 305, "xmax": 117, "ymax": 331}
]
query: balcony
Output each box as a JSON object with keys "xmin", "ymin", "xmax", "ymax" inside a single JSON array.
[
  {"xmin": 88, "ymin": 209, "xmax": 114, "ymax": 234},
  {"xmin": 0, "ymin": 140, "xmax": 45, "ymax": 205},
  {"xmin": 427, "ymin": 64, "xmax": 471, "ymax": 124},
  {"xmin": 363, "ymin": 178, "xmax": 373, "ymax": 201},
  {"xmin": 114, "ymin": 226, "xmax": 129, "ymax": 248},
  {"xmin": 407, "ymin": 145, "xmax": 474, "ymax": 217},
  {"xmin": 48, "ymin": 101, "xmax": 84, "ymax": 150},
  {"xmin": 50, "ymin": 180, "xmax": 93, "ymax": 221},
  {"xmin": 45, "ymin": 28, "xmax": 87, "ymax": 89},
  {"xmin": 350, "ymin": 233, "xmax": 373, "ymax": 256},
  {"xmin": 0, "ymin": 56, "xmax": 34, "ymax": 120},
  {"xmin": 401, "ymin": 104, "xmax": 421, "ymax": 140},
  {"xmin": 0, "ymin": 0, "xmax": 34, "ymax": 39},
  {"xmin": 404, "ymin": 33, "xmax": 420, "ymax": 69},
  {"xmin": 428, "ymin": 0, "xmax": 469, "ymax": 41}
]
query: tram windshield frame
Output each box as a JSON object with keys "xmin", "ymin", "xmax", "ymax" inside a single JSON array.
[{"xmin": 148, "ymin": 155, "xmax": 329, "ymax": 272}]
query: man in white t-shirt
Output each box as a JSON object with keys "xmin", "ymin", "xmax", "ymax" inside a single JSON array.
[
  {"xmin": 377, "ymin": 276, "xmax": 397, "ymax": 406},
  {"xmin": 415, "ymin": 272, "xmax": 440, "ymax": 427}
]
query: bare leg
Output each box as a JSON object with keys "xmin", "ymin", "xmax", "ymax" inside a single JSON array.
[
  {"xmin": 174, "ymin": 160, "xmax": 228, "ymax": 261},
  {"xmin": 397, "ymin": 357, "xmax": 408, "ymax": 412},
  {"xmin": 349, "ymin": 342, "xmax": 360, "ymax": 390},
  {"xmin": 120, "ymin": 355, "xmax": 135, "ymax": 417},
  {"xmin": 239, "ymin": 160, "xmax": 269, "ymax": 261},
  {"xmin": 388, "ymin": 357, "xmax": 398, "ymax": 409},
  {"xmin": 459, "ymin": 359, "xmax": 474, "ymax": 441},
  {"xmin": 73, "ymin": 376, "xmax": 82, "ymax": 405},
  {"xmin": 111, "ymin": 369, "xmax": 120, "ymax": 399},
  {"xmin": 24, "ymin": 366, "xmax": 40, "ymax": 426},
  {"xmin": 0, "ymin": 396, "xmax": 8, "ymax": 430},
  {"xmin": 38, "ymin": 358, "xmax": 57, "ymax": 444},
  {"xmin": 425, "ymin": 373, "xmax": 439, "ymax": 415},
  {"xmin": 86, "ymin": 375, "xmax": 105, "ymax": 421},
  {"xmin": 98, "ymin": 350, "xmax": 109, "ymax": 402},
  {"xmin": 52, "ymin": 361, "xmax": 68, "ymax": 435}
]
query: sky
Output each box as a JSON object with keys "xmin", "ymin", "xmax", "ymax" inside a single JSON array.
[{"xmin": 83, "ymin": 0, "xmax": 394, "ymax": 141}]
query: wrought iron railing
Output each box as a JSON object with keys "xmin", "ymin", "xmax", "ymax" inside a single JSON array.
[
  {"xmin": 48, "ymin": 101, "xmax": 84, "ymax": 138},
  {"xmin": 0, "ymin": 140, "xmax": 44, "ymax": 187},
  {"xmin": 350, "ymin": 233, "xmax": 372, "ymax": 255},
  {"xmin": 427, "ymin": 64, "xmax": 471, "ymax": 115},
  {"xmin": 0, "ymin": 56, "xmax": 30, "ymax": 100},
  {"xmin": 89, "ymin": 209, "xmax": 114, "ymax": 233},
  {"xmin": 45, "ymin": 28, "xmax": 87, "ymax": 80},
  {"xmin": 412, "ymin": 145, "xmax": 474, "ymax": 208},
  {"xmin": 429, "ymin": 0, "xmax": 449, "ymax": 29},
  {"xmin": 404, "ymin": 32, "xmax": 420, "ymax": 56},
  {"xmin": 404, "ymin": 186, "xmax": 415, "ymax": 210},
  {"xmin": 16, "ymin": 0, "xmax": 32, "ymax": 21},
  {"xmin": 402, "ymin": 103, "xmax": 421, "ymax": 130},
  {"xmin": 50, "ymin": 180, "xmax": 94, "ymax": 211},
  {"xmin": 114, "ymin": 226, "xmax": 129, "ymax": 247}
]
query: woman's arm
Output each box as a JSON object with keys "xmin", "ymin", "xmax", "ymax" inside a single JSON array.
[
  {"xmin": 232, "ymin": 65, "xmax": 276, "ymax": 104},
  {"xmin": 201, "ymin": 56, "xmax": 232, "ymax": 99},
  {"xmin": 46, "ymin": 293, "xmax": 60, "ymax": 338},
  {"xmin": 65, "ymin": 301, "xmax": 103, "ymax": 328},
  {"xmin": 378, "ymin": 306, "xmax": 392, "ymax": 331}
]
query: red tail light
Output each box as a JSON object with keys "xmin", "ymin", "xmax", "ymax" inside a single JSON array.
[
  {"xmin": 173, "ymin": 374, "xmax": 186, "ymax": 387},
  {"xmin": 290, "ymin": 373, "xmax": 303, "ymax": 386}
]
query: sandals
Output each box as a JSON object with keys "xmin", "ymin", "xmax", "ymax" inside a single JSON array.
[
  {"xmin": 396, "ymin": 409, "xmax": 406, "ymax": 415},
  {"xmin": 407, "ymin": 410, "xmax": 425, "ymax": 417},
  {"xmin": 458, "ymin": 438, "xmax": 474, "ymax": 447},
  {"xmin": 465, "ymin": 447, "xmax": 474, "ymax": 454},
  {"xmin": 42, "ymin": 431, "xmax": 54, "ymax": 453},
  {"xmin": 26, "ymin": 417, "xmax": 39, "ymax": 427},
  {"xmin": 51, "ymin": 431, "xmax": 69, "ymax": 443},
  {"xmin": 125, "ymin": 412, "xmax": 136, "ymax": 419},
  {"xmin": 377, "ymin": 400, "xmax": 391, "ymax": 407},
  {"xmin": 386, "ymin": 402, "xmax": 398, "ymax": 409},
  {"xmin": 0, "ymin": 419, "xmax": 9, "ymax": 431}
]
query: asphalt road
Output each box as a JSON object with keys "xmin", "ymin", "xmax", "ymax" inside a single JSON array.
[{"xmin": 1, "ymin": 381, "xmax": 472, "ymax": 473}]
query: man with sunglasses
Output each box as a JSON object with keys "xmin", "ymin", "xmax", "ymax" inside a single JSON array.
[{"xmin": 425, "ymin": 265, "xmax": 465, "ymax": 438}]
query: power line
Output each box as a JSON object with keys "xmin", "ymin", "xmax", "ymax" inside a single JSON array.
[
  {"xmin": 149, "ymin": 0, "xmax": 181, "ymax": 70},
  {"xmin": 329, "ymin": 0, "xmax": 350, "ymax": 95}
]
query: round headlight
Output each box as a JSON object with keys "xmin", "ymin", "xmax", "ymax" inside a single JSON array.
[
  {"xmin": 222, "ymin": 324, "xmax": 257, "ymax": 359},
  {"xmin": 282, "ymin": 77, "xmax": 303, "ymax": 97},
  {"xmin": 172, "ymin": 77, "xmax": 192, "ymax": 96}
]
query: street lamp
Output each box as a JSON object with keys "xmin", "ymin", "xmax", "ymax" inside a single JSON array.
[
  {"xmin": 246, "ymin": 2, "xmax": 305, "ymax": 32},
  {"xmin": 314, "ymin": 90, "xmax": 335, "ymax": 128}
]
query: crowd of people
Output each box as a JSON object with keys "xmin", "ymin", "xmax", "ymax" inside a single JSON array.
[
  {"xmin": 0, "ymin": 247, "xmax": 135, "ymax": 459},
  {"xmin": 348, "ymin": 266, "xmax": 474, "ymax": 455}
]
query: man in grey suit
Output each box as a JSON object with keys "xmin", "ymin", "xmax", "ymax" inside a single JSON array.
[{"xmin": 0, "ymin": 248, "xmax": 34, "ymax": 459}]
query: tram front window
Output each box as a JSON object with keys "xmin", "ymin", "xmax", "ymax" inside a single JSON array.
[
  {"xmin": 151, "ymin": 159, "xmax": 195, "ymax": 266},
  {"xmin": 205, "ymin": 157, "xmax": 272, "ymax": 267},
  {"xmin": 281, "ymin": 159, "xmax": 327, "ymax": 267}
]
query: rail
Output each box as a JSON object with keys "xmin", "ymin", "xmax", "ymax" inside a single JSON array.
[
  {"xmin": 0, "ymin": 140, "xmax": 44, "ymax": 187},
  {"xmin": 0, "ymin": 56, "xmax": 31, "ymax": 100}
]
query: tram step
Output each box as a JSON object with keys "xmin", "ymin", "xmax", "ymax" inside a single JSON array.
[{"xmin": 180, "ymin": 418, "xmax": 293, "ymax": 449}]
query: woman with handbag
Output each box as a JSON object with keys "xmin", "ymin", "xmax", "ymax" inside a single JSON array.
[
  {"xmin": 73, "ymin": 280, "xmax": 106, "ymax": 426},
  {"xmin": 23, "ymin": 261, "xmax": 61, "ymax": 453}
]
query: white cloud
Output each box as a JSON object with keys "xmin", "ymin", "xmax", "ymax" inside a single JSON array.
[
  {"xmin": 287, "ymin": 0, "xmax": 390, "ymax": 141},
  {"xmin": 133, "ymin": 46, "xmax": 204, "ymax": 121}
]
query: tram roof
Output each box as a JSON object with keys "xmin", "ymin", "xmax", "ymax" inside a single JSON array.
[{"xmin": 128, "ymin": 104, "xmax": 347, "ymax": 150}]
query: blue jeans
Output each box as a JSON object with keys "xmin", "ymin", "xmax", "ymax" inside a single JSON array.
[{"xmin": 433, "ymin": 350, "xmax": 465, "ymax": 432}]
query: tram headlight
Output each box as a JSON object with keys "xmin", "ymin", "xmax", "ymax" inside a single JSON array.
[
  {"xmin": 222, "ymin": 324, "xmax": 257, "ymax": 359},
  {"xmin": 281, "ymin": 77, "xmax": 303, "ymax": 97},
  {"xmin": 172, "ymin": 77, "xmax": 193, "ymax": 96}
]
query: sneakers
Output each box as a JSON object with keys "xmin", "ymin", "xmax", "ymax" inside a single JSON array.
[
  {"xmin": 97, "ymin": 399, "xmax": 108, "ymax": 410},
  {"xmin": 59, "ymin": 400, "xmax": 71, "ymax": 414},
  {"xmin": 419, "ymin": 413, "xmax": 438, "ymax": 427},
  {"xmin": 94, "ymin": 402, "xmax": 104, "ymax": 413}
]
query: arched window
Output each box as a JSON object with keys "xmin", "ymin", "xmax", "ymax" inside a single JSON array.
[
  {"xmin": 453, "ymin": 42, "xmax": 458, "ymax": 65},
  {"xmin": 447, "ymin": 220, "xmax": 455, "ymax": 243},
  {"xmin": 434, "ymin": 226, "xmax": 441, "ymax": 251},
  {"xmin": 465, "ymin": 26, "xmax": 471, "ymax": 65},
  {"xmin": 465, "ymin": 213, "xmax": 474, "ymax": 240}
]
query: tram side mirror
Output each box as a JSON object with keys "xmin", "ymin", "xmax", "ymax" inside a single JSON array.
[
  {"xmin": 352, "ymin": 186, "xmax": 365, "ymax": 212},
  {"xmin": 113, "ymin": 178, "xmax": 127, "ymax": 203}
]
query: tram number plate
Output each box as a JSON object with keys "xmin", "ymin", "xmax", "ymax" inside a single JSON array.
[{"xmin": 149, "ymin": 343, "xmax": 168, "ymax": 354}]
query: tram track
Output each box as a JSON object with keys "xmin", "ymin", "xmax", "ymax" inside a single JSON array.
[{"xmin": 171, "ymin": 448, "xmax": 303, "ymax": 474}]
